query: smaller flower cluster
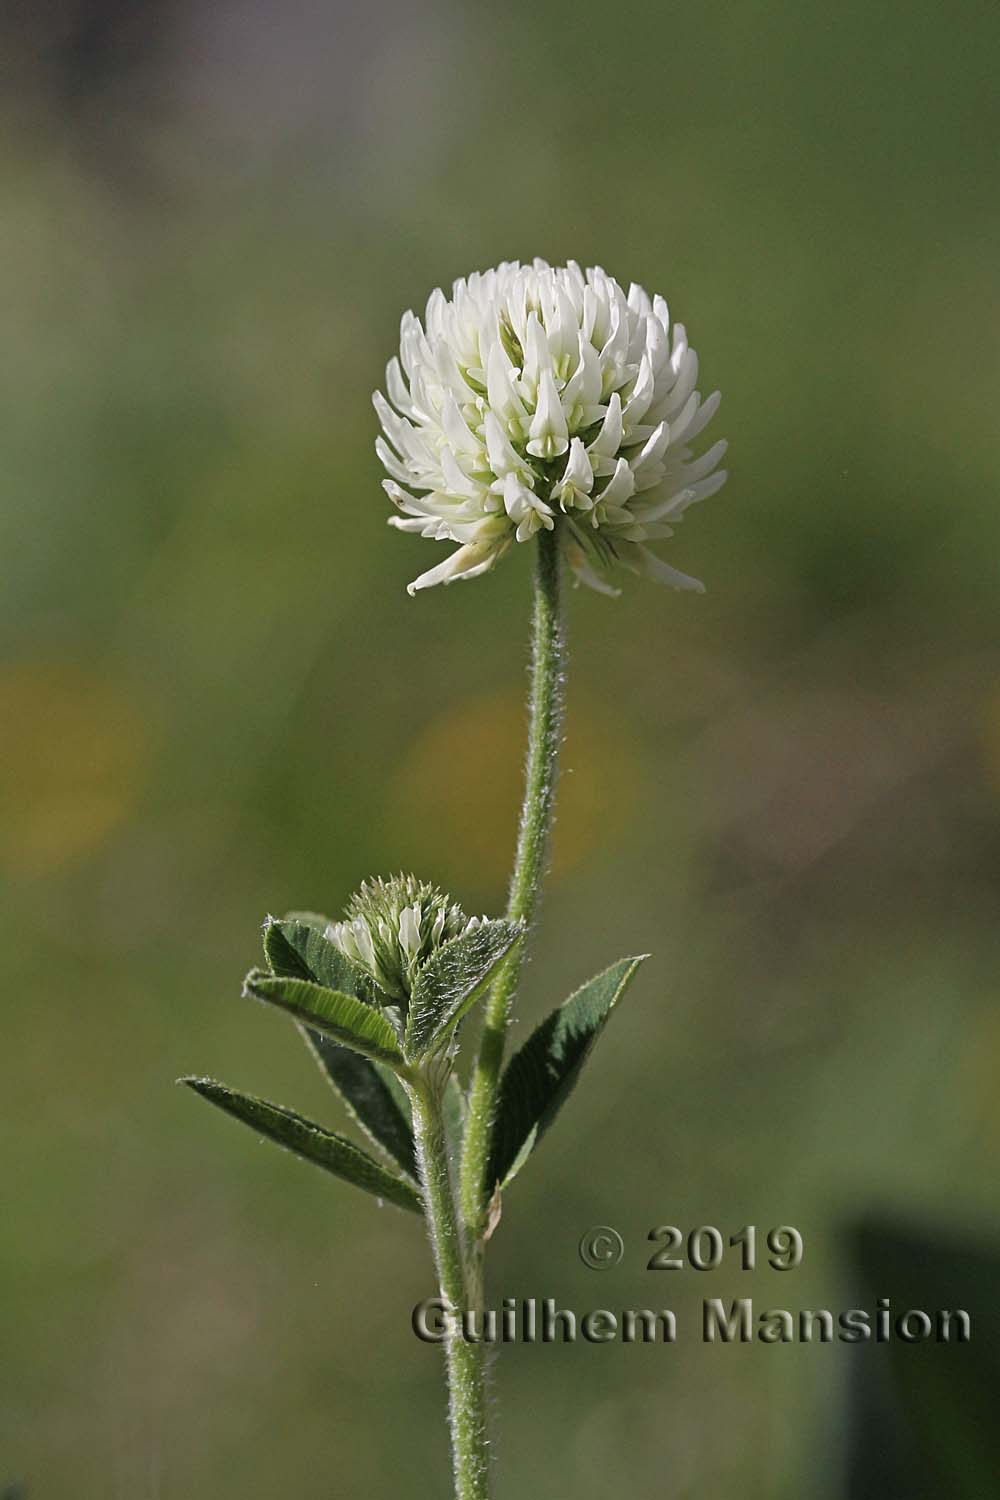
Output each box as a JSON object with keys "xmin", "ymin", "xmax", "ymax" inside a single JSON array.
[{"xmin": 329, "ymin": 874, "xmax": 480, "ymax": 1004}]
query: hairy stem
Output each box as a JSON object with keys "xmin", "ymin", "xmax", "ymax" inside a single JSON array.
[
  {"xmin": 411, "ymin": 1076, "xmax": 491, "ymax": 1500},
  {"xmin": 459, "ymin": 527, "xmax": 565, "ymax": 1244}
]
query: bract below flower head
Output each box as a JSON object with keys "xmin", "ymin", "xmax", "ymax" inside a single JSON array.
[
  {"xmin": 328, "ymin": 874, "xmax": 478, "ymax": 1003},
  {"xmin": 374, "ymin": 259, "xmax": 727, "ymax": 596}
]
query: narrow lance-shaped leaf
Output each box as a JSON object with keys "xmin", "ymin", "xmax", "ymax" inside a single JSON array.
[
  {"xmin": 181, "ymin": 1077, "xmax": 422, "ymax": 1213},
  {"xmin": 405, "ymin": 919, "xmax": 523, "ymax": 1059},
  {"xmin": 243, "ymin": 969, "xmax": 405, "ymax": 1068},
  {"xmin": 488, "ymin": 954, "xmax": 648, "ymax": 1189},
  {"xmin": 264, "ymin": 918, "xmax": 416, "ymax": 1174},
  {"xmin": 299, "ymin": 1027, "xmax": 418, "ymax": 1181}
]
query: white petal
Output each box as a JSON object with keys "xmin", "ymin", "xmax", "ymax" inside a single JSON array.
[
  {"xmin": 620, "ymin": 542, "xmax": 705, "ymax": 593},
  {"xmin": 398, "ymin": 905, "xmax": 421, "ymax": 959},
  {"xmin": 596, "ymin": 457, "xmax": 636, "ymax": 508},
  {"xmin": 674, "ymin": 389, "xmax": 721, "ymax": 446},
  {"xmin": 638, "ymin": 471, "xmax": 727, "ymax": 523},
  {"xmin": 622, "ymin": 355, "xmax": 655, "ymax": 429},
  {"xmin": 588, "ymin": 392, "xmax": 623, "ymax": 458},
  {"xmin": 684, "ymin": 469, "xmax": 728, "ymax": 505},
  {"xmin": 440, "ymin": 393, "xmax": 482, "ymax": 457},
  {"xmin": 440, "ymin": 448, "xmax": 487, "ymax": 501},
  {"xmin": 407, "ymin": 540, "xmax": 505, "ymax": 595},
  {"xmin": 502, "ymin": 471, "xmax": 553, "ymax": 527},
  {"xmin": 627, "ymin": 282, "xmax": 652, "ymax": 317},
  {"xmin": 681, "ymin": 439, "xmax": 728, "ymax": 485},
  {"xmin": 631, "ymin": 420, "xmax": 671, "ymax": 474},
  {"xmin": 388, "ymin": 515, "xmax": 450, "ymax": 537},
  {"xmin": 375, "ymin": 436, "xmax": 418, "ymax": 486},
  {"xmin": 372, "ymin": 390, "xmax": 417, "ymax": 455},
  {"xmin": 385, "ymin": 357, "xmax": 416, "ymax": 419},
  {"xmin": 485, "ymin": 341, "xmax": 527, "ymax": 428},
  {"xmin": 522, "ymin": 311, "xmax": 553, "ymax": 393},
  {"xmin": 660, "ymin": 348, "xmax": 699, "ymax": 418},
  {"xmin": 483, "ymin": 410, "xmax": 524, "ymax": 479},
  {"xmin": 556, "ymin": 436, "xmax": 594, "ymax": 496},
  {"xmin": 526, "ymin": 369, "xmax": 569, "ymax": 459},
  {"xmin": 562, "ymin": 331, "xmax": 602, "ymax": 411}
]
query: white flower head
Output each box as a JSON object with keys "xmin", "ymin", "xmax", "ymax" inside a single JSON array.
[
  {"xmin": 374, "ymin": 259, "xmax": 727, "ymax": 596},
  {"xmin": 328, "ymin": 873, "xmax": 479, "ymax": 1003}
]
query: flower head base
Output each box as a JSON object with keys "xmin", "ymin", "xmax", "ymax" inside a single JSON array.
[
  {"xmin": 374, "ymin": 260, "xmax": 727, "ymax": 596},
  {"xmin": 329, "ymin": 874, "xmax": 477, "ymax": 1003}
]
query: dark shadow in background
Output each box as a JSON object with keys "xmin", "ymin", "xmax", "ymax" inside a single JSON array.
[{"xmin": 846, "ymin": 1218, "xmax": 999, "ymax": 1499}]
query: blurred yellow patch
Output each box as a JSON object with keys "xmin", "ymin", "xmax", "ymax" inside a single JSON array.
[
  {"xmin": 388, "ymin": 688, "xmax": 643, "ymax": 890},
  {"xmin": 0, "ymin": 658, "xmax": 149, "ymax": 877}
]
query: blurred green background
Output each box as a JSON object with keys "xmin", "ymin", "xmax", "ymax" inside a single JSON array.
[{"xmin": 2, "ymin": 0, "xmax": 999, "ymax": 1495}]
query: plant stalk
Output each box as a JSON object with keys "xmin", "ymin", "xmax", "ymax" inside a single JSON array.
[
  {"xmin": 411, "ymin": 1075, "xmax": 491, "ymax": 1500},
  {"xmin": 459, "ymin": 528, "xmax": 565, "ymax": 1245}
]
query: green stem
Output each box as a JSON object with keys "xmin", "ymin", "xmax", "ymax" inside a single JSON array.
[
  {"xmin": 459, "ymin": 527, "xmax": 565, "ymax": 1243},
  {"xmin": 410, "ymin": 1075, "xmax": 491, "ymax": 1500}
]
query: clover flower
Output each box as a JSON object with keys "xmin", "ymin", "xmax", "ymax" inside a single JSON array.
[
  {"xmin": 374, "ymin": 259, "xmax": 727, "ymax": 595},
  {"xmin": 329, "ymin": 874, "xmax": 478, "ymax": 1003}
]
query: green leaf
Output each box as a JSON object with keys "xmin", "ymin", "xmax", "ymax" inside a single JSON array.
[
  {"xmin": 488, "ymin": 954, "xmax": 648, "ymax": 1189},
  {"xmin": 181, "ymin": 1077, "xmax": 421, "ymax": 1212},
  {"xmin": 243, "ymin": 970, "xmax": 405, "ymax": 1068},
  {"xmin": 405, "ymin": 920, "xmax": 523, "ymax": 1058},
  {"xmin": 263, "ymin": 916, "xmax": 378, "ymax": 1003},
  {"xmin": 299, "ymin": 1027, "xmax": 417, "ymax": 1180},
  {"xmin": 261, "ymin": 917, "xmax": 414, "ymax": 1169}
]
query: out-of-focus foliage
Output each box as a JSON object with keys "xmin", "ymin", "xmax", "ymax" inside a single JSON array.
[
  {"xmin": 2, "ymin": 0, "xmax": 998, "ymax": 1496},
  {"xmin": 846, "ymin": 1219, "xmax": 1000, "ymax": 1498}
]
